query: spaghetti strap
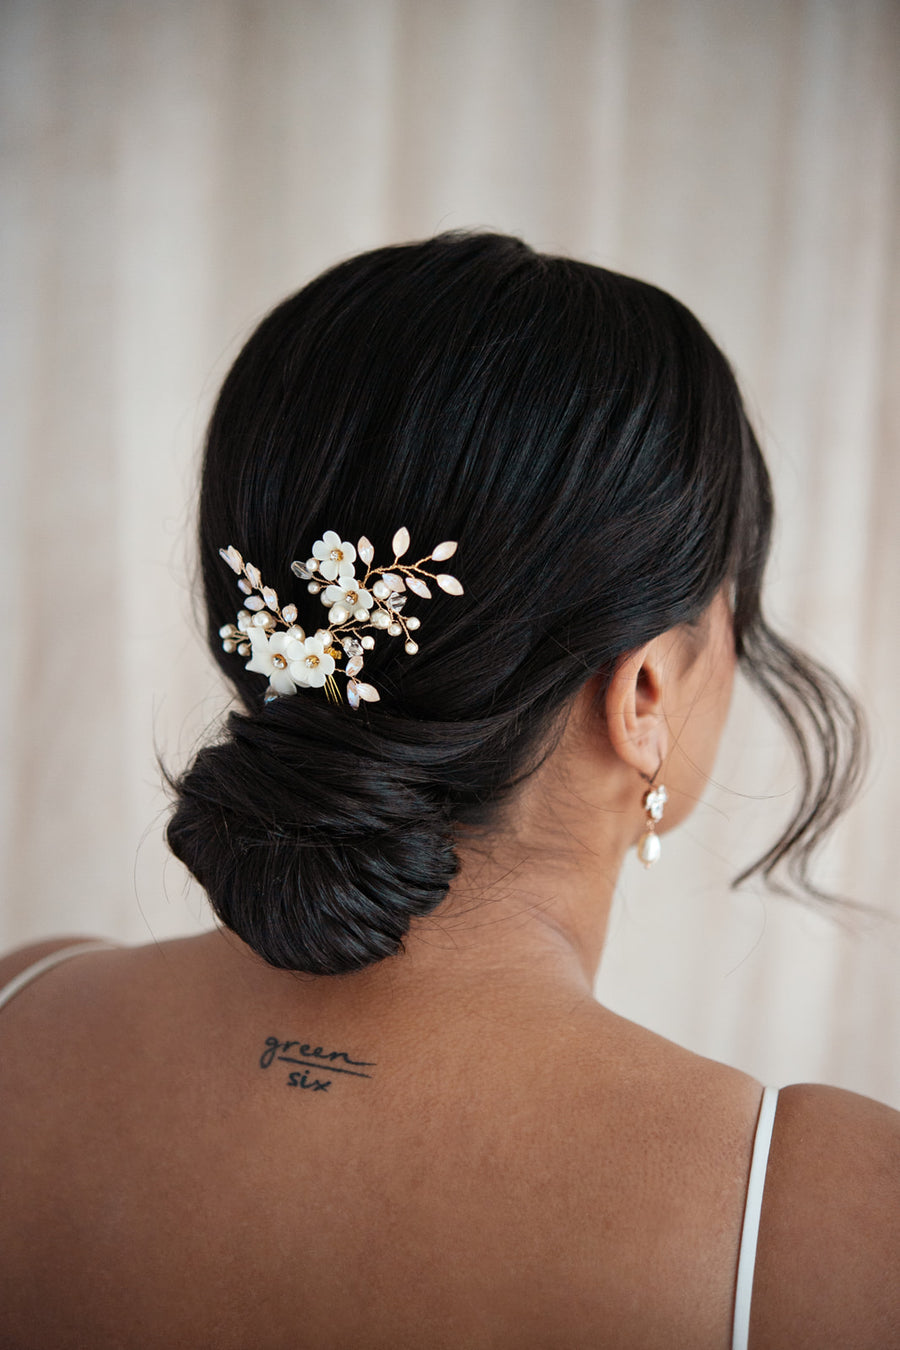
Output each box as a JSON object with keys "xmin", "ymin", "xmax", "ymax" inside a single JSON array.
[
  {"xmin": 732, "ymin": 1085, "xmax": 779, "ymax": 1350},
  {"xmin": 0, "ymin": 941, "xmax": 115, "ymax": 1013}
]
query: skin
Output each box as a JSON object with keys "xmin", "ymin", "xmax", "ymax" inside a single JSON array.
[{"xmin": 0, "ymin": 590, "xmax": 897, "ymax": 1348}]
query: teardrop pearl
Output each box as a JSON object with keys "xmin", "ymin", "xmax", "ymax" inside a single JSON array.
[{"xmin": 637, "ymin": 830, "xmax": 661, "ymax": 868}]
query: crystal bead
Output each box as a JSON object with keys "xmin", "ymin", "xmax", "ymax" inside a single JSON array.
[
  {"xmin": 291, "ymin": 561, "xmax": 312, "ymax": 580},
  {"xmin": 388, "ymin": 595, "xmax": 406, "ymax": 611},
  {"xmin": 341, "ymin": 637, "xmax": 363, "ymax": 656}
]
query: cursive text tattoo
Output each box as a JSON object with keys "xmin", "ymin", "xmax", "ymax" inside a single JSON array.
[{"xmin": 259, "ymin": 1036, "xmax": 376, "ymax": 1095}]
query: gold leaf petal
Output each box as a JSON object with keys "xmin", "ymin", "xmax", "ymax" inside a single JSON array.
[
  {"xmin": 358, "ymin": 536, "xmax": 374, "ymax": 565},
  {"xmin": 392, "ymin": 526, "xmax": 410, "ymax": 557},
  {"xmin": 219, "ymin": 545, "xmax": 244, "ymax": 573}
]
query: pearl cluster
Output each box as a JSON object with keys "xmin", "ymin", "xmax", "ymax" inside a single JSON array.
[{"xmin": 218, "ymin": 527, "xmax": 463, "ymax": 709}]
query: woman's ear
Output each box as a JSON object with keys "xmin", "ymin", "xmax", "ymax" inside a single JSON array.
[{"xmin": 604, "ymin": 639, "xmax": 670, "ymax": 779}]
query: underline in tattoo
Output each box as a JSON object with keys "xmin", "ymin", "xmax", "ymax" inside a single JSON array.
[{"xmin": 276, "ymin": 1056, "xmax": 374, "ymax": 1079}]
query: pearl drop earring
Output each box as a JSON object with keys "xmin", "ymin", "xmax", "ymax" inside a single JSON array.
[{"xmin": 637, "ymin": 783, "xmax": 668, "ymax": 868}]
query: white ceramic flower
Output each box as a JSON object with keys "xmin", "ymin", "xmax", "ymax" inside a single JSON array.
[
  {"xmin": 287, "ymin": 635, "xmax": 336, "ymax": 689},
  {"xmin": 321, "ymin": 575, "xmax": 374, "ymax": 622},
  {"xmin": 245, "ymin": 627, "xmax": 303, "ymax": 696},
  {"xmin": 312, "ymin": 529, "xmax": 357, "ymax": 582}
]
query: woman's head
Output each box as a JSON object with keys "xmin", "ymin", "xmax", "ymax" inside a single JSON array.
[{"xmin": 167, "ymin": 231, "xmax": 865, "ymax": 973}]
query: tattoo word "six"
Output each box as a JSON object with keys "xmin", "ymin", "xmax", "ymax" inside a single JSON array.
[{"xmin": 259, "ymin": 1036, "xmax": 376, "ymax": 1094}]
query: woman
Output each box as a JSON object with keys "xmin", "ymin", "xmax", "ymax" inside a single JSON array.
[{"xmin": 0, "ymin": 232, "xmax": 897, "ymax": 1348}]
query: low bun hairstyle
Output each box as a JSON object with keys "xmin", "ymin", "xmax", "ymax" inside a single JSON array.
[{"xmin": 167, "ymin": 231, "xmax": 866, "ymax": 974}]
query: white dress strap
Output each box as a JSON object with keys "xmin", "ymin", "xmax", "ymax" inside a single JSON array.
[
  {"xmin": 732, "ymin": 1085, "xmax": 779, "ymax": 1350},
  {"xmin": 0, "ymin": 941, "xmax": 115, "ymax": 1012}
]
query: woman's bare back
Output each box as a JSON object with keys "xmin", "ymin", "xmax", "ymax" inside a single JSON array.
[{"xmin": 1, "ymin": 932, "xmax": 896, "ymax": 1349}]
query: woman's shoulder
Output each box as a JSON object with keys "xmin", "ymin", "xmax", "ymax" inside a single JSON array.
[
  {"xmin": 751, "ymin": 1080, "xmax": 900, "ymax": 1347},
  {"xmin": 572, "ymin": 1009, "xmax": 900, "ymax": 1346},
  {"xmin": 0, "ymin": 935, "xmax": 118, "ymax": 997}
]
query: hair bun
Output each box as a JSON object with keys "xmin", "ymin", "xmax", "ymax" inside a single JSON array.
[{"xmin": 166, "ymin": 699, "xmax": 459, "ymax": 974}]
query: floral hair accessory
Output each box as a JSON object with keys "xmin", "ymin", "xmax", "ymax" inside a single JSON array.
[{"xmin": 218, "ymin": 528, "xmax": 463, "ymax": 709}]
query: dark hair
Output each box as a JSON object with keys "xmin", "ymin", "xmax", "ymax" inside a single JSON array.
[{"xmin": 166, "ymin": 231, "xmax": 866, "ymax": 974}]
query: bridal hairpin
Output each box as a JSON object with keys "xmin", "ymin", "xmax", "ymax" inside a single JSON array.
[{"xmin": 218, "ymin": 528, "xmax": 463, "ymax": 709}]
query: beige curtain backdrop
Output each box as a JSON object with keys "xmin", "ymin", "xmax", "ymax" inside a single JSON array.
[{"xmin": 2, "ymin": 0, "xmax": 898, "ymax": 1104}]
